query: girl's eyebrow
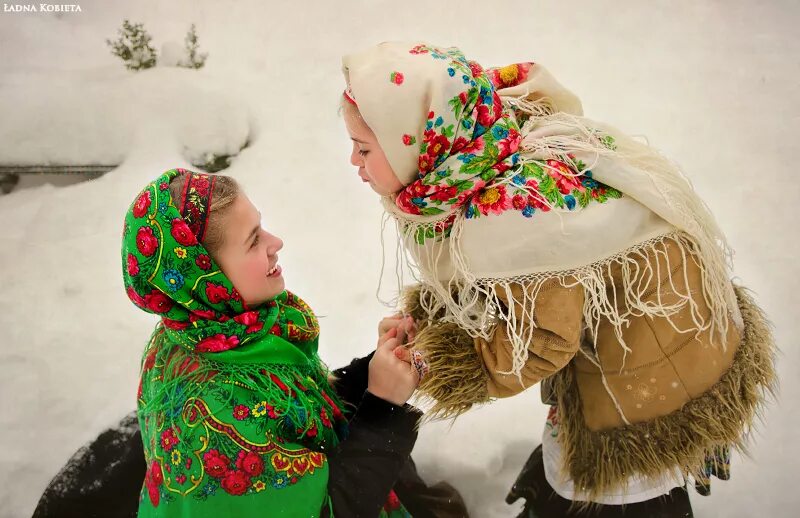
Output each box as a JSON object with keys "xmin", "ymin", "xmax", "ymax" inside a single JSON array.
[{"xmin": 351, "ymin": 137, "xmax": 368, "ymax": 145}]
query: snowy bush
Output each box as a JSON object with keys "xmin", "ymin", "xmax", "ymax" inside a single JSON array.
[{"xmin": 106, "ymin": 20, "xmax": 157, "ymax": 71}]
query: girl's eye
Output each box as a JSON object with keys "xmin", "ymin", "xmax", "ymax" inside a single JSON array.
[
  {"xmin": 250, "ymin": 234, "xmax": 260, "ymax": 249},
  {"xmin": 358, "ymin": 149, "xmax": 369, "ymax": 157}
]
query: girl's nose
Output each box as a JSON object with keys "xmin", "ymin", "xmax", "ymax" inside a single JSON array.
[
  {"xmin": 267, "ymin": 234, "xmax": 283, "ymax": 255},
  {"xmin": 350, "ymin": 143, "xmax": 362, "ymax": 167}
]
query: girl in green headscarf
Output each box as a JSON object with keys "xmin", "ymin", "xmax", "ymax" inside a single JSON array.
[{"xmin": 122, "ymin": 167, "xmax": 435, "ymax": 517}]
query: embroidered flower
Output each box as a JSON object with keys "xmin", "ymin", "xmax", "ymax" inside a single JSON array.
[
  {"xmin": 175, "ymin": 474, "xmax": 187, "ymax": 485},
  {"xmin": 236, "ymin": 451, "xmax": 265, "ymax": 477},
  {"xmin": 162, "ymin": 269, "xmax": 184, "ymax": 291},
  {"xmin": 162, "ymin": 318, "xmax": 189, "ymax": 330},
  {"xmin": 252, "ymin": 401, "xmax": 267, "ymax": 418},
  {"xmin": 195, "ymin": 333, "xmax": 239, "ymax": 352},
  {"xmin": 170, "ymin": 218, "xmax": 198, "ymax": 247},
  {"xmin": 473, "ymin": 185, "xmax": 511, "ymax": 216},
  {"xmin": 136, "ymin": 226, "xmax": 158, "ymax": 256},
  {"xmin": 132, "ymin": 190, "xmax": 152, "ymax": 218},
  {"xmin": 126, "ymin": 253, "xmax": 139, "ymax": 276},
  {"xmin": 426, "ymin": 134, "xmax": 451, "ymax": 159},
  {"xmin": 195, "ymin": 254, "xmax": 212, "ymax": 270},
  {"xmin": 171, "ymin": 450, "xmax": 182, "ymax": 465},
  {"xmin": 202, "ymin": 449, "xmax": 231, "ymax": 479},
  {"xmin": 233, "ymin": 404, "xmax": 250, "ymax": 420},
  {"xmin": 174, "ymin": 247, "xmax": 187, "ymax": 259},
  {"xmin": 402, "ymin": 134, "xmax": 416, "ymax": 146},
  {"xmin": 273, "ymin": 474, "xmax": 289, "ymax": 488},
  {"xmin": 205, "ymin": 283, "xmax": 230, "ymax": 304},
  {"xmin": 144, "ymin": 290, "xmax": 173, "ymax": 314},
  {"xmin": 390, "ymin": 71, "xmax": 404, "ymax": 85},
  {"xmin": 221, "ymin": 470, "xmax": 250, "ymax": 496},
  {"xmin": 430, "ymin": 185, "xmax": 459, "ymax": 203},
  {"xmin": 233, "ymin": 311, "xmax": 264, "ymax": 334},
  {"xmin": 160, "ymin": 427, "xmax": 179, "ymax": 451},
  {"xmin": 546, "ymin": 160, "xmax": 584, "ymax": 195},
  {"xmin": 253, "ymin": 480, "xmax": 266, "ymax": 492}
]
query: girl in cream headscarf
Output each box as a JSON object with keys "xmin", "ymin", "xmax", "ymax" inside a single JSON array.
[{"xmin": 341, "ymin": 41, "xmax": 776, "ymax": 515}]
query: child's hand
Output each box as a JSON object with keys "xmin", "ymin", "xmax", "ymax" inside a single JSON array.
[
  {"xmin": 368, "ymin": 327, "xmax": 420, "ymax": 406},
  {"xmin": 378, "ymin": 314, "xmax": 417, "ymax": 344}
]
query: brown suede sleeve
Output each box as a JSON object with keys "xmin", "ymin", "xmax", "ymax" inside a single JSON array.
[{"xmin": 477, "ymin": 281, "xmax": 585, "ymax": 398}]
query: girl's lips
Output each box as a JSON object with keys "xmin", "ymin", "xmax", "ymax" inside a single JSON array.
[{"xmin": 267, "ymin": 265, "xmax": 282, "ymax": 278}]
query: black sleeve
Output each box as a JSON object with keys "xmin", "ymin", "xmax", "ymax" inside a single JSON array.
[
  {"xmin": 331, "ymin": 351, "xmax": 375, "ymax": 410},
  {"xmin": 324, "ymin": 391, "xmax": 422, "ymax": 518}
]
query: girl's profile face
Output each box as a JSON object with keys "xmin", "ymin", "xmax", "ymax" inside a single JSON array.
[
  {"xmin": 212, "ymin": 193, "xmax": 285, "ymax": 307},
  {"xmin": 343, "ymin": 105, "xmax": 404, "ymax": 196}
]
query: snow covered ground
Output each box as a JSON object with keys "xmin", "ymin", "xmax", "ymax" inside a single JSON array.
[{"xmin": 1, "ymin": 1, "xmax": 798, "ymax": 516}]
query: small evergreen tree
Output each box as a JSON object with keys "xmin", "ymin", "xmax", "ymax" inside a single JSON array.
[
  {"xmin": 179, "ymin": 24, "xmax": 207, "ymax": 69},
  {"xmin": 106, "ymin": 20, "xmax": 157, "ymax": 71}
]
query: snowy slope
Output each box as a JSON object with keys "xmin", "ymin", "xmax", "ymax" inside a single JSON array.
[{"xmin": 1, "ymin": 1, "xmax": 798, "ymax": 517}]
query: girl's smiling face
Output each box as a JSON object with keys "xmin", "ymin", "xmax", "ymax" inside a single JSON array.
[
  {"xmin": 343, "ymin": 102, "xmax": 404, "ymax": 196},
  {"xmin": 212, "ymin": 193, "xmax": 285, "ymax": 307}
]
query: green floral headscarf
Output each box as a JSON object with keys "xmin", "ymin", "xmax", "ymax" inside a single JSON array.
[{"xmin": 122, "ymin": 168, "xmax": 408, "ymax": 517}]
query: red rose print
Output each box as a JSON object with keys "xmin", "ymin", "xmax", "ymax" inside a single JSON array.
[
  {"xmin": 203, "ymin": 449, "xmax": 231, "ymax": 478},
  {"xmin": 221, "ymin": 470, "xmax": 250, "ymax": 496},
  {"xmin": 133, "ymin": 190, "xmax": 152, "ymax": 218},
  {"xmin": 512, "ymin": 194, "xmax": 527, "ymax": 210},
  {"xmin": 402, "ymin": 134, "xmax": 416, "ymax": 146},
  {"xmin": 126, "ymin": 253, "xmax": 140, "ymax": 276},
  {"xmin": 474, "ymin": 185, "xmax": 511, "ymax": 216},
  {"xmin": 396, "ymin": 193, "xmax": 423, "ymax": 215},
  {"xmin": 468, "ymin": 61, "xmax": 484, "ymax": 77},
  {"xmin": 462, "ymin": 136, "xmax": 485, "ymax": 154},
  {"xmin": 170, "ymin": 218, "xmax": 198, "ymax": 246},
  {"xmin": 451, "ymin": 136, "xmax": 470, "ymax": 153},
  {"xmin": 126, "ymin": 286, "xmax": 146, "ymax": 308},
  {"xmin": 427, "ymin": 135, "xmax": 451, "ymax": 158},
  {"xmin": 195, "ymin": 334, "xmax": 240, "ymax": 353},
  {"xmin": 390, "ymin": 71, "xmax": 404, "ymax": 85},
  {"xmin": 147, "ymin": 484, "xmax": 160, "ymax": 506},
  {"xmin": 233, "ymin": 311, "xmax": 264, "ymax": 334},
  {"xmin": 546, "ymin": 160, "xmax": 583, "ymax": 194},
  {"xmin": 526, "ymin": 192, "xmax": 551, "ymax": 212},
  {"xmin": 459, "ymin": 91, "xmax": 469, "ymax": 105},
  {"xmin": 497, "ymin": 128, "xmax": 521, "ymax": 157},
  {"xmin": 144, "ymin": 290, "xmax": 173, "ymax": 314},
  {"xmin": 195, "ymin": 254, "xmax": 212, "ymax": 270},
  {"xmin": 150, "ymin": 460, "xmax": 163, "ymax": 485},
  {"xmin": 175, "ymin": 474, "xmax": 187, "ymax": 485},
  {"xmin": 430, "ymin": 186, "xmax": 458, "ymax": 203},
  {"xmin": 189, "ymin": 308, "xmax": 216, "ymax": 321},
  {"xmin": 236, "ymin": 451, "xmax": 264, "ymax": 477},
  {"xmin": 192, "ymin": 176, "xmax": 210, "ymax": 196},
  {"xmin": 233, "ymin": 404, "xmax": 250, "ymax": 420},
  {"xmin": 418, "ymin": 154, "xmax": 435, "ymax": 173},
  {"xmin": 205, "ymin": 283, "xmax": 230, "ymax": 304},
  {"xmin": 160, "ymin": 428, "xmax": 179, "ymax": 451},
  {"xmin": 162, "ymin": 318, "xmax": 189, "ymax": 331},
  {"xmin": 408, "ymin": 182, "xmax": 429, "ymax": 198},
  {"xmin": 136, "ymin": 226, "xmax": 158, "ymax": 256},
  {"xmin": 384, "ymin": 489, "xmax": 401, "ymax": 511}
]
